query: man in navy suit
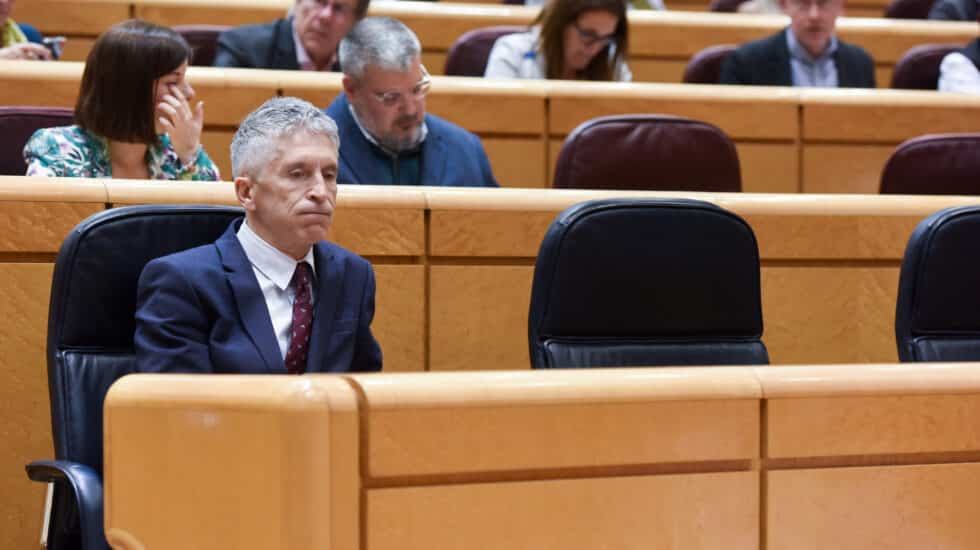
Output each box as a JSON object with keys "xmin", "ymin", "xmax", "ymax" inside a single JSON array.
[
  {"xmin": 135, "ymin": 97, "xmax": 382, "ymax": 374},
  {"xmin": 719, "ymin": 0, "xmax": 875, "ymax": 88},
  {"xmin": 324, "ymin": 17, "xmax": 498, "ymax": 187}
]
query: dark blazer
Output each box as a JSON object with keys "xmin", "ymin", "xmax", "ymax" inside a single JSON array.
[
  {"xmin": 19, "ymin": 23, "xmax": 43, "ymax": 44},
  {"xmin": 719, "ymin": 29, "xmax": 876, "ymax": 88},
  {"xmin": 324, "ymin": 93, "xmax": 499, "ymax": 187},
  {"xmin": 135, "ymin": 219, "xmax": 382, "ymax": 374},
  {"xmin": 963, "ymin": 38, "xmax": 980, "ymax": 69},
  {"xmin": 928, "ymin": 0, "xmax": 977, "ymax": 21},
  {"xmin": 213, "ymin": 17, "xmax": 339, "ymax": 70}
]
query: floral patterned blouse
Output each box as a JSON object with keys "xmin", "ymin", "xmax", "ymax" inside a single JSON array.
[{"xmin": 23, "ymin": 125, "xmax": 221, "ymax": 181}]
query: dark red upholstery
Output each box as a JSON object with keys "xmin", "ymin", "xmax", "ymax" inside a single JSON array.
[
  {"xmin": 884, "ymin": 0, "xmax": 936, "ymax": 18},
  {"xmin": 174, "ymin": 25, "xmax": 229, "ymax": 67},
  {"xmin": 709, "ymin": 0, "xmax": 750, "ymax": 11},
  {"xmin": 444, "ymin": 26, "xmax": 524, "ymax": 77},
  {"xmin": 683, "ymin": 44, "xmax": 736, "ymax": 84},
  {"xmin": 0, "ymin": 106, "xmax": 74, "ymax": 176},
  {"xmin": 554, "ymin": 115, "xmax": 741, "ymax": 191},
  {"xmin": 880, "ymin": 133, "xmax": 980, "ymax": 195},
  {"xmin": 890, "ymin": 43, "xmax": 961, "ymax": 89}
]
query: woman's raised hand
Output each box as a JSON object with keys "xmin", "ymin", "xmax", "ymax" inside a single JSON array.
[{"xmin": 156, "ymin": 85, "xmax": 204, "ymax": 166}]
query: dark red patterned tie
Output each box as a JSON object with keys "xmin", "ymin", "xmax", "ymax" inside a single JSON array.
[{"xmin": 284, "ymin": 262, "xmax": 313, "ymax": 375}]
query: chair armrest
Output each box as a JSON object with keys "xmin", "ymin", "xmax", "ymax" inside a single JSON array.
[{"xmin": 26, "ymin": 460, "xmax": 107, "ymax": 550}]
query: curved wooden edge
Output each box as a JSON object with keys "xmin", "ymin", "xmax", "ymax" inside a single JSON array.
[
  {"xmin": 337, "ymin": 185, "xmax": 429, "ymax": 208},
  {"xmin": 345, "ymin": 367, "xmax": 764, "ymax": 408},
  {"xmin": 0, "ymin": 59, "xmax": 82, "ymax": 81},
  {"xmin": 105, "ymin": 528, "xmax": 146, "ymax": 550},
  {"xmin": 755, "ymin": 363, "xmax": 980, "ymax": 397},
  {"xmin": 800, "ymin": 88, "xmax": 980, "ymax": 107},
  {"xmin": 0, "ymin": 176, "xmax": 108, "ymax": 202},
  {"xmin": 544, "ymin": 80, "xmax": 800, "ymax": 103},
  {"xmin": 105, "ymin": 374, "xmax": 358, "ymax": 412},
  {"xmin": 106, "ymin": 180, "xmax": 237, "ymax": 205}
]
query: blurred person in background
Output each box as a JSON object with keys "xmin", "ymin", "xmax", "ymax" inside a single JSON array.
[{"xmin": 0, "ymin": 0, "xmax": 55, "ymax": 60}]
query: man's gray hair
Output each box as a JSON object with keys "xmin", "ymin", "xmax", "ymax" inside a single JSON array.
[
  {"xmin": 338, "ymin": 16, "xmax": 421, "ymax": 80},
  {"xmin": 231, "ymin": 96, "xmax": 340, "ymax": 179}
]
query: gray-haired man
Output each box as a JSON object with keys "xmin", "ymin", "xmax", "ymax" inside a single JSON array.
[
  {"xmin": 136, "ymin": 97, "xmax": 383, "ymax": 375},
  {"xmin": 325, "ymin": 16, "xmax": 498, "ymax": 187}
]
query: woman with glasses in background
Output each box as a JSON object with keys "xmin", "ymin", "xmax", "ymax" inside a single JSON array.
[{"xmin": 485, "ymin": 0, "xmax": 630, "ymax": 81}]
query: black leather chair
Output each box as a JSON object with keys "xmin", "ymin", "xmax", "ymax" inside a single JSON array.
[
  {"xmin": 444, "ymin": 26, "xmax": 524, "ymax": 76},
  {"xmin": 528, "ymin": 198, "xmax": 768, "ymax": 369},
  {"xmin": 683, "ymin": 44, "xmax": 736, "ymax": 84},
  {"xmin": 0, "ymin": 106, "xmax": 73, "ymax": 175},
  {"xmin": 890, "ymin": 43, "xmax": 961, "ymax": 89},
  {"xmin": 174, "ymin": 24, "xmax": 229, "ymax": 66},
  {"xmin": 25, "ymin": 205, "xmax": 242, "ymax": 550},
  {"xmin": 880, "ymin": 133, "xmax": 980, "ymax": 195},
  {"xmin": 896, "ymin": 206, "xmax": 980, "ymax": 362},
  {"xmin": 553, "ymin": 114, "xmax": 742, "ymax": 191}
]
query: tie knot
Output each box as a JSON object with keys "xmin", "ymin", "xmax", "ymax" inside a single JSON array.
[{"xmin": 291, "ymin": 261, "xmax": 313, "ymax": 289}]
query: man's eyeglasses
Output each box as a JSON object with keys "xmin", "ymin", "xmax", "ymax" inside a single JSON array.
[
  {"xmin": 573, "ymin": 23, "xmax": 616, "ymax": 49},
  {"xmin": 301, "ymin": 0, "xmax": 354, "ymax": 18},
  {"xmin": 372, "ymin": 65, "xmax": 431, "ymax": 108}
]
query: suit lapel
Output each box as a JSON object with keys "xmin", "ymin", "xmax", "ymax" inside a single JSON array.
[
  {"xmin": 767, "ymin": 30, "xmax": 793, "ymax": 87},
  {"xmin": 270, "ymin": 17, "xmax": 300, "ymax": 71},
  {"xmin": 834, "ymin": 46, "xmax": 857, "ymax": 87},
  {"xmin": 306, "ymin": 242, "xmax": 346, "ymax": 372},
  {"xmin": 420, "ymin": 120, "xmax": 448, "ymax": 186},
  {"xmin": 216, "ymin": 222, "xmax": 284, "ymax": 373}
]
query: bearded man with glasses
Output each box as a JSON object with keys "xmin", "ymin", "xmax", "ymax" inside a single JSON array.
[
  {"xmin": 214, "ymin": 0, "xmax": 367, "ymax": 71},
  {"xmin": 719, "ymin": 0, "xmax": 875, "ymax": 88},
  {"xmin": 324, "ymin": 16, "xmax": 499, "ymax": 187}
]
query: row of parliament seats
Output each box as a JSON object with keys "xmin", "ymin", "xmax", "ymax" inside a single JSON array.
[
  {"xmin": 15, "ymin": 1, "xmax": 979, "ymax": 85},
  {"xmin": 26, "ymin": 197, "xmax": 980, "ymax": 546},
  {"xmin": 4, "ymin": 105, "xmax": 979, "ymax": 195}
]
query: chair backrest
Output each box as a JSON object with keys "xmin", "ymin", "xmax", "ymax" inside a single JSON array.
[
  {"xmin": 173, "ymin": 24, "xmax": 230, "ymax": 66},
  {"xmin": 528, "ymin": 198, "xmax": 768, "ymax": 369},
  {"xmin": 47, "ymin": 205, "xmax": 242, "ymax": 475},
  {"xmin": 884, "ymin": 0, "xmax": 936, "ymax": 18},
  {"xmin": 0, "ymin": 106, "xmax": 73, "ymax": 175},
  {"xmin": 553, "ymin": 115, "xmax": 742, "ymax": 191},
  {"xmin": 709, "ymin": 0, "xmax": 750, "ymax": 11},
  {"xmin": 880, "ymin": 133, "xmax": 980, "ymax": 194},
  {"xmin": 444, "ymin": 26, "xmax": 525, "ymax": 77},
  {"xmin": 890, "ymin": 43, "xmax": 961, "ymax": 89},
  {"xmin": 896, "ymin": 206, "xmax": 980, "ymax": 361},
  {"xmin": 683, "ymin": 44, "xmax": 736, "ymax": 84}
]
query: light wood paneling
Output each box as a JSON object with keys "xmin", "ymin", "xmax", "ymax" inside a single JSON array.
[
  {"xmin": 15, "ymin": 0, "xmax": 130, "ymax": 35},
  {"xmin": 429, "ymin": 265, "xmax": 533, "ymax": 371},
  {"xmin": 482, "ymin": 137, "xmax": 548, "ymax": 188},
  {"xmin": 104, "ymin": 374, "xmax": 360, "ymax": 550},
  {"xmin": 135, "ymin": 0, "xmax": 290, "ymax": 26},
  {"xmin": 430, "ymin": 208, "xmax": 555, "ymax": 257},
  {"xmin": 60, "ymin": 37, "xmax": 99, "ymax": 63},
  {"xmin": 331, "ymin": 207, "xmax": 425, "ymax": 257},
  {"xmin": 767, "ymin": 463, "xmax": 980, "ymax": 550},
  {"xmin": 0, "ymin": 201, "xmax": 104, "ymax": 253},
  {"xmin": 0, "ymin": 264, "xmax": 55, "ymax": 550},
  {"xmin": 200, "ymin": 130, "xmax": 234, "ymax": 179},
  {"xmin": 761, "ymin": 266, "xmax": 899, "ymax": 364},
  {"xmin": 746, "ymin": 214, "xmax": 919, "ymax": 259},
  {"xmin": 630, "ymin": 58, "xmax": 690, "ymax": 84},
  {"xmin": 766, "ymin": 394, "xmax": 980, "ymax": 458},
  {"xmin": 802, "ymin": 144, "xmax": 896, "ymax": 194},
  {"xmin": 735, "ymin": 142, "xmax": 798, "ymax": 194},
  {"xmin": 367, "ymin": 471, "xmax": 759, "ymax": 550},
  {"xmin": 372, "ymin": 265, "xmax": 425, "ymax": 372}
]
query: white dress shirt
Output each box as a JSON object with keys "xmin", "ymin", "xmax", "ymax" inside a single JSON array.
[
  {"xmin": 786, "ymin": 28, "xmax": 839, "ymax": 88},
  {"xmin": 484, "ymin": 26, "xmax": 633, "ymax": 82},
  {"xmin": 938, "ymin": 52, "xmax": 980, "ymax": 94},
  {"xmin": 237, "ymin": 221, "xmax": 317, "ymax": 359}
]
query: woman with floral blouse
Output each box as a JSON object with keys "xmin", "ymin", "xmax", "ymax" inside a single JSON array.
[{"xmin": 24, "ymin": 20, "xmax": 220, "ymax": 181}]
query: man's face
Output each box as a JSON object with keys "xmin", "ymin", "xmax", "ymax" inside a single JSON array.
[
  {"xmin": 236, "ymin": 131, "xmax": 339, "ymax": 260},
  {"xmin": 781, "ymin": 0, "xmax": 843, "ymax": 58},
  {"xmin": 293, "ymin": 0, "xmax": 358, "ymax": 65},
  {"xmin": 343, "ymin": 59, "xmax": 429, "ymax": 152}
]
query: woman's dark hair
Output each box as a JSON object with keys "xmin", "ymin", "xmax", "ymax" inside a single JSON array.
[
  {"xmin": 75, "ymin": 20, "xmax": 192, "ymax": 145},
  {"xmin": 535, "ymin": 0, "xmax": 628, "ymax": 81}
]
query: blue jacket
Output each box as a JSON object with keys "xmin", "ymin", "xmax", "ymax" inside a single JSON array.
[
  {"xmin": 19, "ymin": 23, "xmax": 43, "ymax": 44},
  {"xmin": 325, "ymin": 93, "xmax": 498, "ymax": 187},
  {"xmin": 135, "ymin": 219, "xmax": 383, "ymax": 374}
]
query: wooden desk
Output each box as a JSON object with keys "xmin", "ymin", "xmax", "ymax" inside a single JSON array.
[
  {"xmin": 17, "ymin": 1, "xmax": 978, "ymax": 84},
  {"xmin": 102, "ymin": 364, "xmax": 980, "ymax": 548}
]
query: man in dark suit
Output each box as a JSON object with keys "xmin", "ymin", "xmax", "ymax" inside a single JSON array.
[
  {"xmin": 135, "ymin": 97, "xmax": 382, "ymax": 374},
  {"xmin": 212, "ymin": 0, "xmax": 367, "ymax": 71},
  {"xmin": 928, "ymin": 0, "xmax": 977, "ymax": 21},
  {"xmin": 719, "ymin": 0, "xmax": 875, "ymax": 88},
  {"xmin": 324, "ymin": 17, "xmax": 499, "ymax": 187}
]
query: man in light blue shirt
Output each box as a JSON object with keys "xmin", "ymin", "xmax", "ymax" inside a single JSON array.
[{"xmin": 719, "ymin": 0, "xmax": 875, "ymax": 88}]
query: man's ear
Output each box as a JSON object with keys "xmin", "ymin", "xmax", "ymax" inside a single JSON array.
[
  {"xmin": 235, "ymin": 175, "xmax": 256, "ymax": 211},
  {"xmin": 342, "ymin": 75, "xmax": 357, "ymax": 97}
]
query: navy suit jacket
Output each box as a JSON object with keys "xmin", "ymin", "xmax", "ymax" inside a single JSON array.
[
  {"xmin": 719, "ymin": 29, "xmax": 876, "ymax": 88},
  {"xmin": 135, "ymin": 219, "xmax": 382, "ymax": 374},
  {"xmin": 325, "ymin": 93, "xmax": 498, "ymax": 187},
  {"xmin": 213, "ymin": 18, "xmax": 341, "ymax": 71}
]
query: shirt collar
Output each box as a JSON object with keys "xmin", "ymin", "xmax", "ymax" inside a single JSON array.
[
  {"xmin": 237, "ymin": 220, "xmax": 316, "ymax": 292},
  {"xmin": 291, "ymin": 18, "xmax": 335, "ymax": 71},
  {"xmin": 785, "ymin": 27, "xmax": 838, "ymax": 65},
  {"xmin": 347, "ymin": 101, "xmax": 428, "ymax": 158}
]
